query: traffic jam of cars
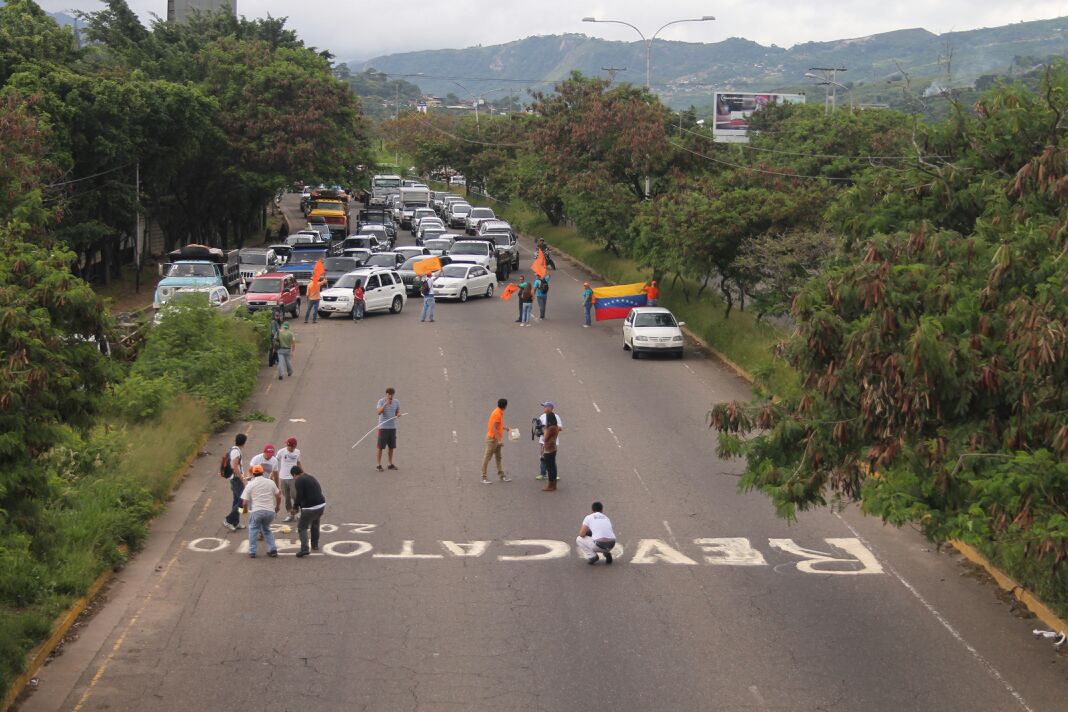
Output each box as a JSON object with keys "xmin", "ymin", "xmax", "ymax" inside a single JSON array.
[{"xmin": 156, "ymin": 176, "xmax": 685, "ymax": 358}]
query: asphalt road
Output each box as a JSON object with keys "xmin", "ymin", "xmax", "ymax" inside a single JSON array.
[{"xmin": 22, "ymin": 194, "xmax": 1068, "ymax": 712}]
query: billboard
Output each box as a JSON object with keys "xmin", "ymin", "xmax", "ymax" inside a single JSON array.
[{"xmin": 713, "ymin": 92, "xmax": 805, "ymax": 143}]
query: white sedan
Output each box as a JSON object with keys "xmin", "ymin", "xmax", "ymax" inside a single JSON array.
[
  {"xmin": 622, "ymin": 307, "xmax": 685, "ymax": 359},
  {"xmin": 431, "ymin": 263, "xmax": 496, "ymax": 302}
]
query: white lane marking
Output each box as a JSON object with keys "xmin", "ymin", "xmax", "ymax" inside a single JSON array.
[
  {"xmin": 289, "ymin": 418, "xmax": 307, "ymax": 422},
  {"xmin": 555, "ymin": 347, "xmax": 565, "ymax": 358},
  {"xmin": 663, "ymin": 520, "xmax": 680, "ymax": 549},
  {"xmin": 438, "ymin": 347, "xmax": 445, "ymax": 357},
  {"xmin": 452, "ymin": 430, "xmax": 458, "ymax": 443},
  {"xmin": 577, "ymin": 379, "xmax": 583, "ymax": 384},
  {"xmin": 833, "ymin": 512, "xmax": 1035, "ymax": 712},
  {"xmin": 607, "ymin": 427, "xmax": 623, "ymax": 449},
  {"xmin": 684, "ymin": 364, "xmax": 696, "ymax": 374},
  {"xmin": 632, "ymin": 468, "xmax": 652, "ymax": 496},
  {"xmin": 571, "ymin": 369, "xmax": 577, "ymax": 376},
  {"xmin": 569, "ymin": 274, "xmax": 580, "ymax": 282},
  {"xmin": 749, "ymin": 686, "xmax": 767, "ymax": 707},
  {"xmin": 449, "ymin": 399, "xmax": 454, "ymax": 409},
  {"xmin": 592, "ymin": 401, "xmax": 601, "ymax": 413},
  {"xmin": 442, "ymin": 367, "xmax": 449, "ymax": 381}
]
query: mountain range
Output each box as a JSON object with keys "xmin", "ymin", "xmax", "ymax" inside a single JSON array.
[{"xmin": 354, "ymin": 16, "xmax": 1068, "ymax": 108}]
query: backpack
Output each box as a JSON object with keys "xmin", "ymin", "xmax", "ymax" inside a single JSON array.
[
  {"xmin": 531, "ymin": 416, "xmax": 545, "ymax": 441},
  {"xmin": 420, "ymin": 279, "xmax": 431, "ymax": 297},
  {"xmin": 540, "ymin": 277, "xmax": 549, "ymax": 295},
  {"xmin": 219, "ymin": 451, "xmax": 233, "ymax": 478}
]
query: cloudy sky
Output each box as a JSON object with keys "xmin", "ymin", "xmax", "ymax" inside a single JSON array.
[{"xmin": 37, "ymin": 0, "xmax": 1068, "ymax": 61}]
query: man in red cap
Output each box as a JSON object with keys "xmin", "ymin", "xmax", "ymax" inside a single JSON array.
[
  {"xmin": 249, "ymin": 444, "xmax": 279, "ymax": 482},
  {"xmin": 277, "ymin": 437, "xmax": 302, "ymax": 522}
]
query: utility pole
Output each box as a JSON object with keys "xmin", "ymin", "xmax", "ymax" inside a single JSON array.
[
  {"xmin": 601, "ymin": 66, "xmax": 627, "ymax": 83},
  {"xmin": 808, "ymin": 67, "xmax": 847, "ymax": 114},
  {"xmin": 134, "ymin": 161, "xmax": 143, "ymax": 293}
]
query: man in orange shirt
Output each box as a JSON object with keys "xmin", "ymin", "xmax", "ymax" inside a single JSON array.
[
  {"xmin": 481, "ymin": 398, "xmax": 511, "ymax": 484},
  {"xmin": 304, "ymin": 274, "xmax": 328, "ymax": 323},
  {"xmin": 643, "ymin": 279, "xmax": 660, "ymax": 307}
]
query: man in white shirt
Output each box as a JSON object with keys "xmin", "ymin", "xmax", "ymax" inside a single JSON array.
[
  {"xmin": 576, "ymin": 501, "xmax": 616, "ymax": 565},
  {"xmin": 223, "ymin": 433, "xmax": 247, "ymax": 532},
  {"xmin": 240, "ymin": 465, "xmax": 281, "ymax": 558},
  {"xmin": 249, "ymin": 443, "xmax": 278, "ymax": 481},
  {"xmin": 536, "ymin": 401, "xmax": 562, "ymax": 481},
  {"xmin": 276, "ymin": 437, "xmax": 302, "ymax": 522}
]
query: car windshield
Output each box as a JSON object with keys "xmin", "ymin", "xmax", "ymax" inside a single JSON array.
[
  {"xmin": 374, "ymin": 178, "xmax": 401, "ymax": 188},
  {"xmin": 489, "ymin": 233, "xmax": 511, "ymax": 245},
  {"xmin": 366, "ymin": 254, "xmax": 396, "ymax": 267},
  {"xmin": 239, "ymin": 252, "xmax": 269, "ymax": 265},
  {"xmin": 249, "ymin": 278, "xmax": 282, "ymax": 293},
  {"xmin": 325, "ymin": 258, "xmax": 359, "ymax": 272},
  {"xmin": 310, "ymin": 202, "xmax": 343, "ymax": 212},
  {"xmin": 286, "ymin": 235, "xmax": 314, "ymax": 246},
  {"xmin": 166, "ymin": 263, "xmax": 216, "ymax": 278},
  {"xmin": 359, "ymin": 228, "xmax": 385, "ymax": 236},
  {"xmin": 470, "ymin": 208, "xmax": 494, "ymax": 219},
  {"xmin": 402, "ymin": 256, "xmax": 435, "ymax": 270},
  {"xmin": 343, "ymin": 238, "xmax": 369, "ymax": 250},
  {"xmin": 451, "ymin": 243, "xmax": 487, "ymax": 256},
  {"xmin": 424, "ymin": 239, "xmax": 451, "ymax": 250},
  {"xmin": 290, "ymin": 251, "xmax": 324, "ymax": 264},
  {"xmin": 333, "ymin": 274, "xmax": 363, "ymax": 289},
  {"xmin": 452, "ymin": 205, "xmax": 471, "ymax": 214},
  {"xmin": 441, "ymin": 265, "xmax": 469, "ymax": 278},
  {"xmin": 634, "ymin": 313, "xmax": 678, "ymax": 328}
]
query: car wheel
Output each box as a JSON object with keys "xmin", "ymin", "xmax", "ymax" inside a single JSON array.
[
  {"xmin": 292, "ymin": 299, "xmax": 300, "ymax": 318},
  {"xmin": 459, "ymin": 287, "xmax": 468, "ymax": 303},
  {"xmin": 622, "ymin": 339, "xmax": 630, "ymax": 351},
  {"xmin": 320, "ymin": 311, "xmax": 330, "ymax": 319},
  {"xmin": 390, "ymin": 295, "xmax": 403, "ymax": 314},
  {"xmin": 631, "ymin": 348, "xmax": 640, "ymax": 360},
  {"xmin": 485, "ymin": 283, "xmax": 494, "ymax": 298},
  {"xmin": 675, "ymin": 350, "xmax": 684, "ymax": 360}
]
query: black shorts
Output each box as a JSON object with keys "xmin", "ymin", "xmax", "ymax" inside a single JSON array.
[{"xmin": 377, "ymin": 429, "xmax": 397, "ymax": 449}]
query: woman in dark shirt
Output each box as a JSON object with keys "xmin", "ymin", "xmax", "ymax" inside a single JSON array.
[{"xmin": 541, "ymin": 412, "xmax": 561, "ymax": 492}]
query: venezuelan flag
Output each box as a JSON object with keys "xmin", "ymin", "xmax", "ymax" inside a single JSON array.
[{"xmin": 593, "ymin": 282, "xmax": 647, "ymax": 321}]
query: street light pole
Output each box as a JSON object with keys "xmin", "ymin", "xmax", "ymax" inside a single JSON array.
[
  {"xmin": 806, "ymin": 68, "xmax": 849, "ymax": 114},
  {"xmin": 582, "ymin": 14, "xmax": 716, "ymax": 197}
]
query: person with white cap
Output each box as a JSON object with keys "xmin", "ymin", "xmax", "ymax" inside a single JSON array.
[{"xmin": 535, "ymin": 401, "xmax": 563, "ymax": 481}]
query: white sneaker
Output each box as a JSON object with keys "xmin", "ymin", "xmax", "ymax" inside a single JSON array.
[
  {"xmin": 223, "ymin": 521, "xmax": 237, "ymax": 532},
  {"xmin": 583, "ymin": 325, "xmax": 589, "ymax": 328},
  {"xmin": 236, "ymin": 523, "xmax": 246, "ymax": 530},
  {"xmin": 481, "ymin": 478, "xmax": 492, "ymax": 485},
  {"xmin": 283, "ymin": 515, "xmax": 294, "ymax": 522}
]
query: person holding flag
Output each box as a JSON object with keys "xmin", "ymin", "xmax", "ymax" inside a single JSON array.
[
  {"xmin": 642, "ymin": 279, "xmax": 660, "ymax": 307},
  {"xmin": 304, "ymin": 259, "xmax": 327, "ymax": 323},
  {"xmin": 413, "ymin": 257, "xmax": 442, "ymax": 323},
  {"xmin": 582, "ymin": 282, "xmax": 594, "ymax": 327},
  {"xmin": 592, "ymin": 282, "xmax": 648, "ymax": 321}
]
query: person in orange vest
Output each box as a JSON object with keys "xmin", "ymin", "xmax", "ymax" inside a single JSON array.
[
  {"xmin": 304, "ymin": 274, "xmax": 327, "ymax": 323},
  {"xmin": 643, "ymin": 279, "xmax": 660, "ymax": 307}
]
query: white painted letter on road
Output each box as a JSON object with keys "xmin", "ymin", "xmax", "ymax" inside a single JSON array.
[
  {"xmin": 498, "ymin": 539, "xmax": 571, "ymax": 561},
  {"xmin": 694, "ymin": 538, "xmax": 767, "ymax": 566},
  {"xmin": 769, "ymin": 538, "xmax": 884, "ymax": 575},
  {"xmin": 629, "ymin": 539, "xmax": 698, "ymax": 565},
  {"xmin": 440, "ymin": 540, "xmax": 491, "ymax": 557},
  {"xmin": 188, "ymin": 537, "xmax": 228, "ymax": 553},
  {"xmin": 322, "ymin": 540, "xmax": 373, "ymax": 558},
  {"xmin": 373, "ymin": 540, "xmax": 444, "ymax": 559}
]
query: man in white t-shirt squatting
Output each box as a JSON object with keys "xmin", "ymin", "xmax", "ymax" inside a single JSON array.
[
  {"xmin": 275, "ymin": 437, "xmax": 303, "ymax": 521},
  {"xmin": 576, "ymin": 501, "xmax": 617, "ymax": 565}
]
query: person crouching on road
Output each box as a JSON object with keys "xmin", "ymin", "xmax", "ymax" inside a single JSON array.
[
  {"xmin": 241, "ymin": 465, "xmax": 281, "ymax": 558},
  {"xmin": 482, "ymin": 398, "xmax": 511, "ymax": 484},
  {"xmin": 352, "ymin": 279, "xmax": 365, "ymax": 322},
  {"xmin": 541, "ymin": 412, "xmax": 561, "ymax": 492},
  {"xmin": 576, "ymin": 501, "xmax": 616, "ymax": 565},
  {"xmin": 582, "ymin": 282, "xmax": 594, "ymax": 327},
  {"xmin": 276, "ymin": 322, "xmax": 295, "ymax": 380},
  {"xmin": 420, "ymin": 272, "xmax": 436, "ymax": 322},
  {"xmin": 291, "ymin": 466, "xmax": 326, "ymax": 557}
]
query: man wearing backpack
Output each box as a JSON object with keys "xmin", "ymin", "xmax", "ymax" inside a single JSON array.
[
  {"xmin": 420, "ymin": 271, "xmax": 436, "ymax": 323},
  {"xmin": 535, "ymin": 273, "xmax": 550, "ymax": 319},
  {"xmin": 222, "ymin": 433, "xmax": 248, "ymax": 532},
  {"xmin": 534, "ymin": 401, "xmax": 563, "ymax": 481},
  {"xmin": 518, "ymin": 276, "xmax": 534, "ymax": 326}
]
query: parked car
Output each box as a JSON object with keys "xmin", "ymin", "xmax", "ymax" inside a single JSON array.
[
  {"xmin": 341, "ymin": 247, "xmax": 372, "ymax": 264},
  {"xmin": 286, "ymin": 231, "xmax": 323, "ymax": 247},
  {"xmin": 342, "ymin": 235, "xmax": 385, "ymax": 253},
  {"xmin": 395, "ymin": 246, "xmax": 431, "ymax": 262},
  {"xmin": 238, "ymin": 248, "xmax": 279, "ymax": 283},
  {"xmin": 306, "ymin": 220, "xmax": 332, "ymax": 241},
  {"xmin": 422, "ymin": 236, "xmax": 455, "ymax": 256},
  {"xmin": 358, "ymin": 224, "xmax": 393, "ymax": 250},
  {"xmin": 154, "ymin": 285, "xmax": 234, "ymax": 324},
  {"xmin": 363, "ymin": 251, "xmax": 406, "ymax": 270},
  {"xmin": 440, "ymin": 195, "xmax": 465, "ymax": 217},
  {"xmin": 267, "ymin": 243, "xmax": 292, "ymax": 264},
  {"xmin": 398, "ymin": 255, "xmax": 453, "ymax": 294},
  {"xmin": 446, "ymin": 202, "xmax": 472, "ymax": 228},
  {"xmin": 448, "ymin": 239, "xmax": 499, "ymax": 276},
  {"xmin": 464, "ymin": 206, "xmax": 496, "ymax": 235},
  {"xmin": 415, "ymin": 217, "xmax": 445, "ymax": 242},
  {"xmin": 318, "ymin": 268, "xmax": 406, "ymax": 317},
  {"xmin": 277, "ymin": 244, "xmax": 331, "ymax": 291},
  {"xmin": 478, "ymin": 222, "xmax": 520, "ymax": 270},
  {"xmin": 418, "ymin": 228, "xmax": 448, "ymax": 246},
  {"xmin": 245, "ymin": 273, "xmax": 301, "ymax": 317},
  {"xmin": 322, "ymin": 257, "xmax": 365, "ymax": 286},
  {"xmin": 431, "ymin": 263, "xmax": 496, "ymax": 302},
  {"xmin": 622, "ymin": 307, "xmax": 685, "ymax": 359},
  {"xmin": 410, "ymin": 208, "xmax": 437, "ymax": 234}
]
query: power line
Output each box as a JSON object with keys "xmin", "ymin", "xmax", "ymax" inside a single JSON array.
[
  {"xmin": 44, "ymin": 162, "xmax": 135, "ymax": 189},
  {"xmin": 675, "ymin": 124, "xmax": 949, "ymax": 161},
  {"xmin": 409, "ymin": 116, "xmax": 529, "ymax": 148},
  {"xmin": 668, "ymin": 141, "xmax": 855, "ymax": 182}
]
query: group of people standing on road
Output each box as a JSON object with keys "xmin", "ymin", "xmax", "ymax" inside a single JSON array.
[
  {"xmin": 480, "ymin": 399, "xmax": 563, "ymax": 492},
  {"xmin": 221, "ymin": 434, "xmax": 327, "ymax": 559}
]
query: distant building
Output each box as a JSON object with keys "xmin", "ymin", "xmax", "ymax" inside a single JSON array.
[{"xmin": 167, "ymin": 0, "xmax": 236, "ymax": 22}]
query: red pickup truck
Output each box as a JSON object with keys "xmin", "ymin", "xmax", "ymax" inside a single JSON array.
[{"xmin": 245, "ymin": 273, "xmax": 301, "ymax": 318}]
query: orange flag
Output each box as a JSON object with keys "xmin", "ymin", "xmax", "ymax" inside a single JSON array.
[
  {"xmin": 311, "ymin": 258, "xmax": 325, "ymax": 283},
  {"xmin": 531, "ymin": 250, "xmax": 547, "ymax": 278},
  {"xmin": 413, "ymin": 256, "xmax": 442, "ymax": 275},
  {"xmin": 500, "ymin": 283, "xmax": 519, "ymax": 300}
]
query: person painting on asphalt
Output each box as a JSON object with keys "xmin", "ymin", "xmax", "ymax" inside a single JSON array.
[
  {"xmin": 276, "ymin": 322, "xmax": 295, "ymax": 380},
  {"xmin": 420, "ymin": 271, "xmax": 436, "ymax": 322},
  {"xmin": 582, "ymin": 282, "xmax": 594, "ymax": 327},
  {"xmin": 535, "ymin": 273, "xmax": 550, "ymax": 319},
  {"xmin": 514, "ymin": 274, "xmax": 526, "ymax": 322},
  {"xmin": 481, "ymin": 398, "xmax": 511, "ymax": 484},
  {"xmin": 518, "ymin": 276, "xmax": 534, "ymax": 326},
  {"xmin": 643, "ymin": 279, "xmax": 660, "ymax": 307},
  {"xmin": 352, "ymin": 279, "xmax": 365, "ymax": 322},
  {"xmin": 240, "ymin": 464, "xmax": 281, "ymax": 558},
  {"xmin": 223, "ymin": 433, "xmax": 247, "ymax": 532},
  {"xmin": 541, "ymin": 412, "xmax": 561, "ymax": 492},
  {"xmin": 291, "ymin": 466, "xmax": 326, "ymax": 558},
  {"xmin": 576, "ymin": 501, "xmax": 617, "ymax": 565},
  {"xmin": 304, "ymin": 273, "xmax": 327, "ymax": 323},
  {"xmin": 535, "ymin": 401, "xmax": 563, "ymax": 481},
  {"xmin": 277, "ymin": 437, "xmax": 302, "ymax": 522},
  {"xmin": 375, "ymin": 387, "xmax": 401, "ymax": 471}
]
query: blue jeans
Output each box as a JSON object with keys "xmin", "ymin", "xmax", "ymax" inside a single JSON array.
[
  {"xmin": 276, "ymin": 348, "xmax": 293, "ymax": 378},
  {"xmin": 421, "ymin": 296, "xmax": 435, "ymax": 321},
  {"xmin": 304, "ymin": 299, "xmax": 320, "ymax": 322},
  {"xmin": 584, "ymin": 303, "xmax": 592, "ymax": 326},
  {"xmin": 225, "ymin": 477, "xmax": 243, "ymax": 526},
  {"xmin": 536, "ymin": 295, "xmax": 547, "ymax": 318},
  {"xmin": 248, "ymin": 509, "xmax": 277, "ymax": 555},
  {"xmin": 521, "ymin": 302, "xmax": 533, "ymax": 323},
  {"xmin": 352, "ymin": 300, "xmax": 364, "ymax": 321},
  {"xmin": 647, "ymin": 299, "xmax": 658, "ymax": 307}
]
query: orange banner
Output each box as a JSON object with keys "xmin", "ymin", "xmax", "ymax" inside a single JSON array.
[
  {"xmin": 500, "ymin": 283, "xmax": 519, "ymax": 300},
  {"xmin": 412, "ymin": 256, "xmax": 442, "ymax": 275},
  {"xmin": 531, "ymin": 250, "xmax": 547, "ymax": 278},
  {"xmin": 311, "ymin": 258, "xmax": 325, "ymax": 283}
]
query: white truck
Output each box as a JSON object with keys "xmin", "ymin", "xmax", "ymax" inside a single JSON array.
[{"xmin": 397, "ymin": 186, "xmax": 431, "ymax": 229}]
